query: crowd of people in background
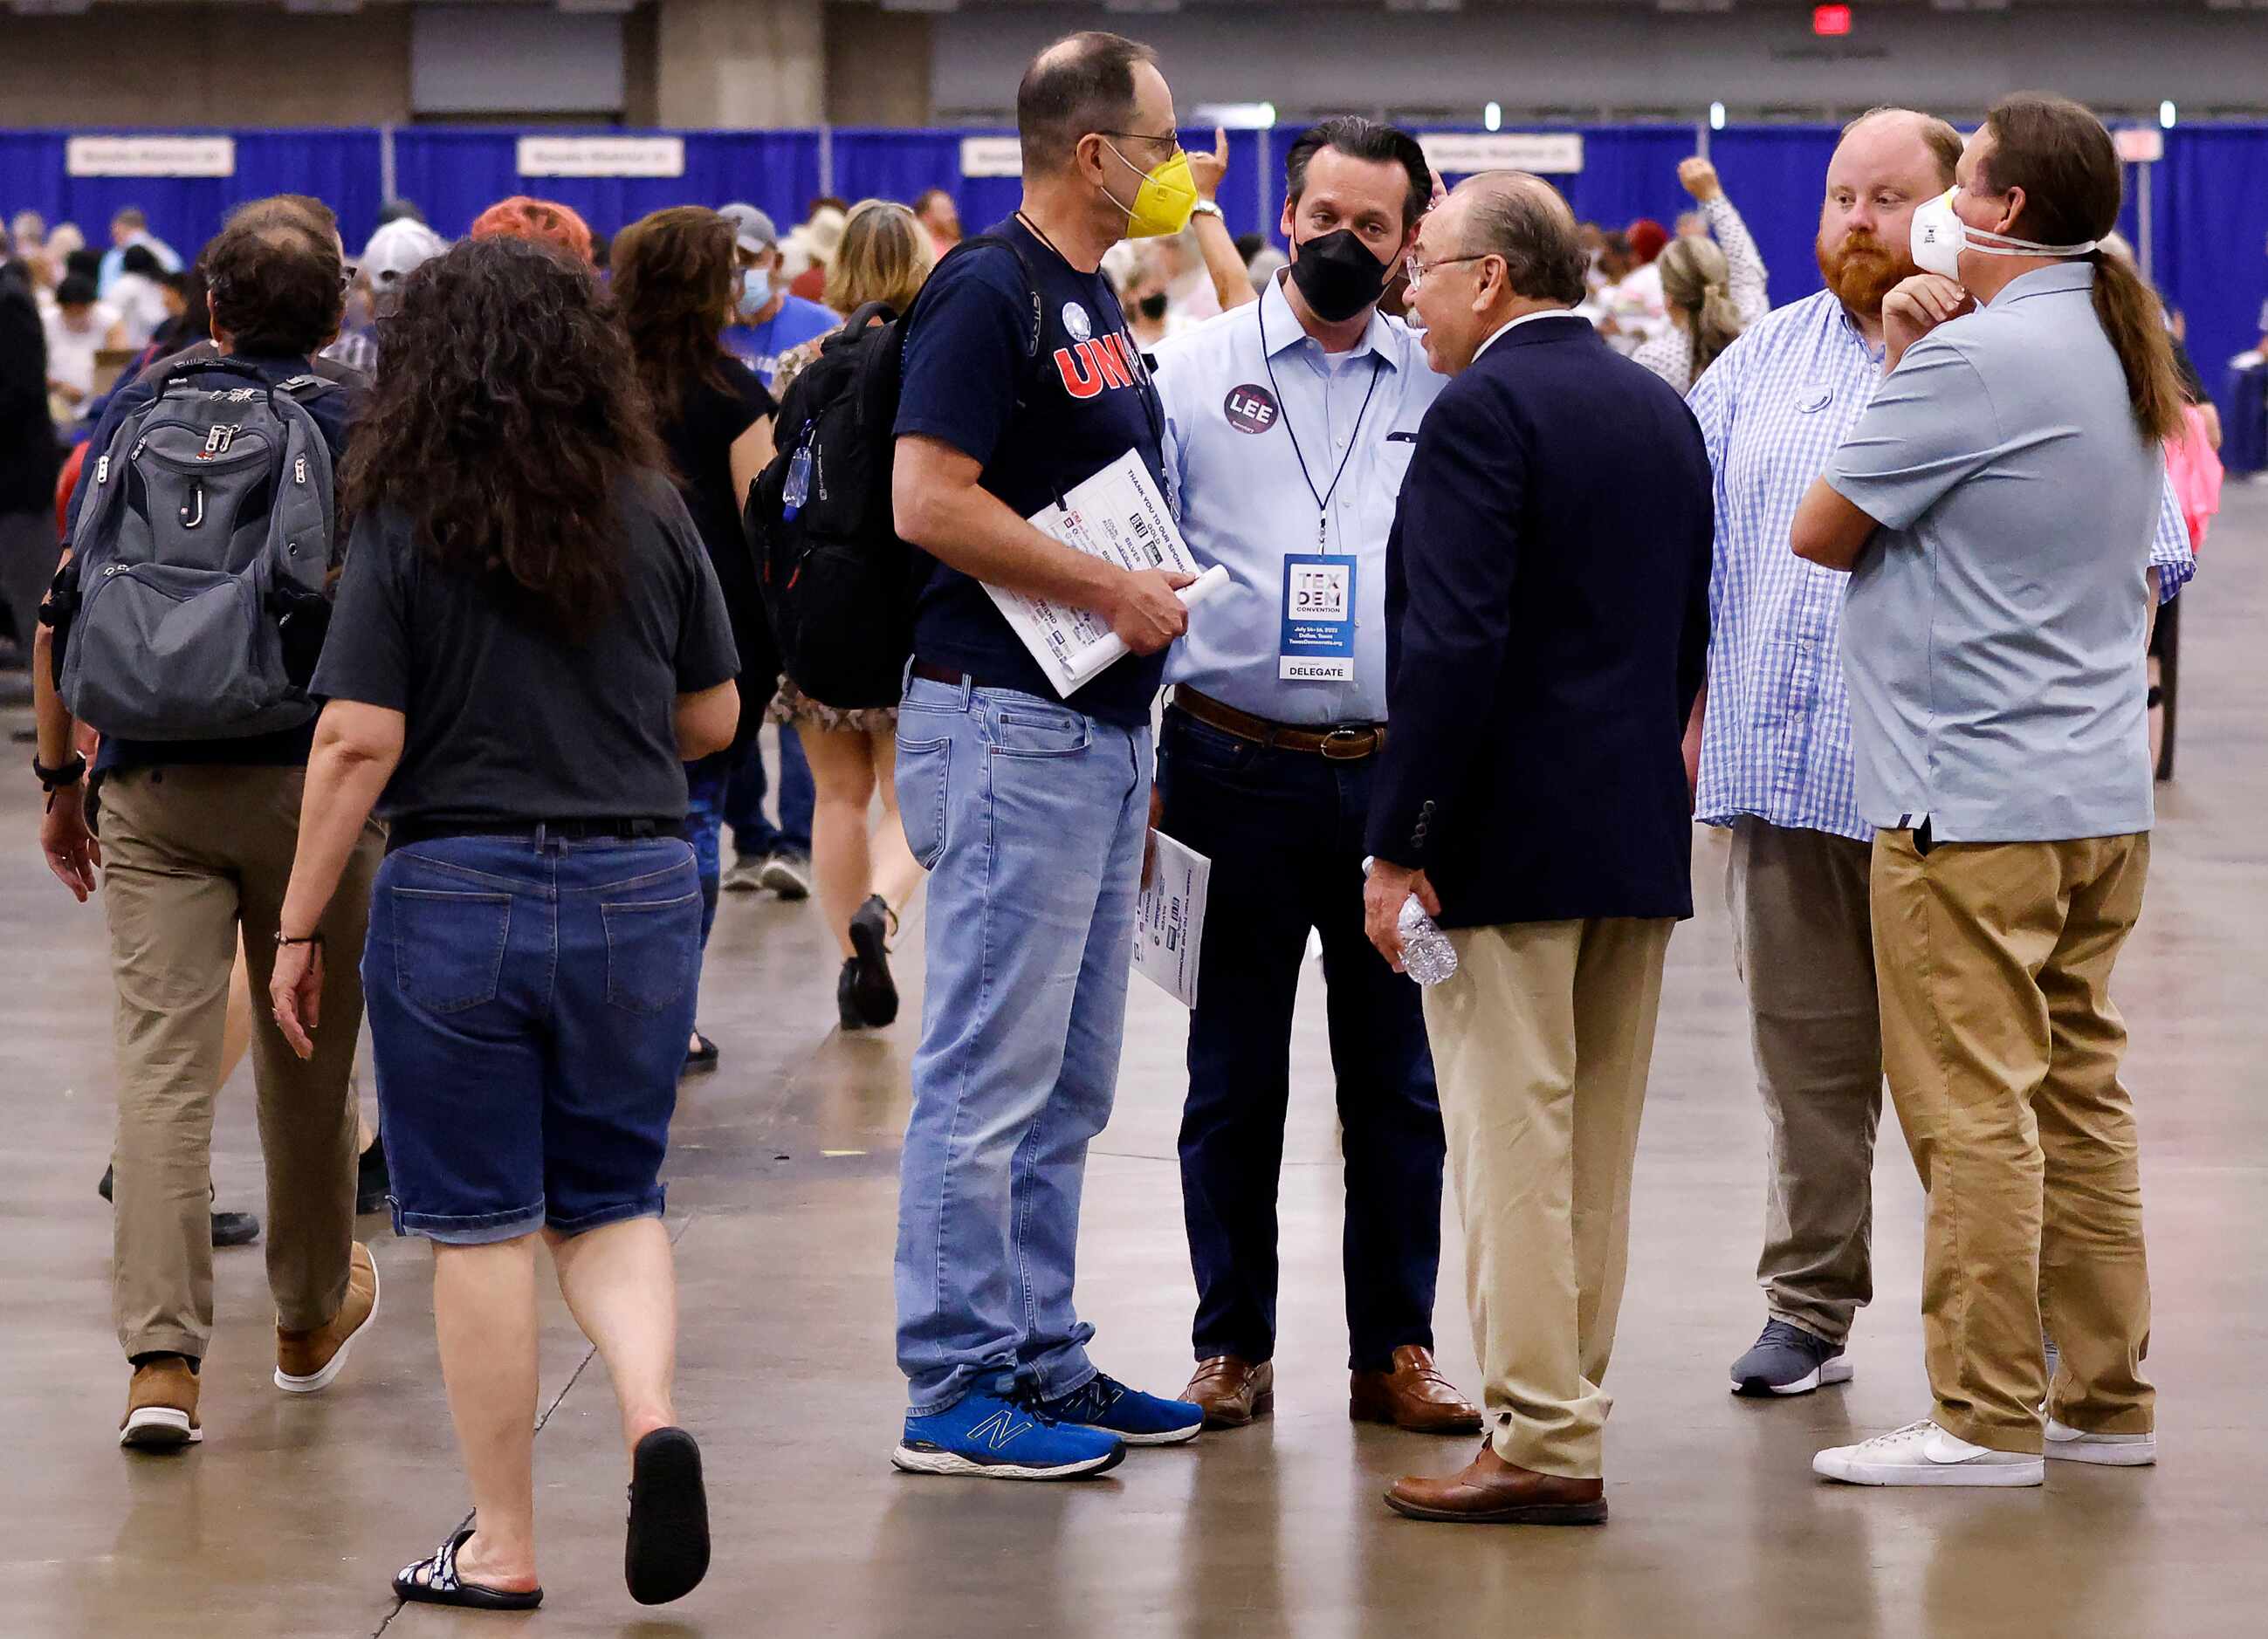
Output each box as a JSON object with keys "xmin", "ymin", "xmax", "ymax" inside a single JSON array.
[{"xmin": 0, "ymin": 29, "xmax": 2228, "ymax": 1615}]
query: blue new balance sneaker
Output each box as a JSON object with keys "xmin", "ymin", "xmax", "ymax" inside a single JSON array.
[
  {"xmin": 891, "ymin": 1392, "xmax": 1125, "ymax": 1481},
  {"xmin": 1029, "ymin": 1372, "xmax": 1205, "ymax": 1447}
]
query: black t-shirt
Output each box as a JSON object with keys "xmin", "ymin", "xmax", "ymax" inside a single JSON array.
[
  {"xmin": 663, "ymin": 358, "xmax": 774, "ymax": 715},
  {"xmin": 893, "ymin": 217, "xmax": 1167, "ymax": 729},
  {"xmin": 311, "ymin": 470, "xmax": 739, "ymax": 830}
]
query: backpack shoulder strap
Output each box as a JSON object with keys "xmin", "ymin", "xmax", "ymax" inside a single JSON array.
[{"xmin": 923, "ymin": 230, "xmax": 1047, "ymax": 372}]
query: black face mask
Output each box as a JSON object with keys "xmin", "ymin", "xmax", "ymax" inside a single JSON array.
[
  {"xmin": 1289, "ymin": 227, "xmax": 1394, "ymax": 324},
  {"xmin": 1137, "ymin": 291, "xmax": 1169, "ymax": 322}
]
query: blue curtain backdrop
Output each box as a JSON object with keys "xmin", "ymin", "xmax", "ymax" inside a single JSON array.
[
  {"xmin": 3, "ymin": 122, "xmax": 2260, "ymax": 372},
  {"xmin": 0, "ymin": 129, "xmax": 381, "ymax": 264},
  {"xmin": 389, "ymin": 129, "xmax": 821, "ymax": 244},
  {"xmin": 1265, "ymin": 125, "xmax": 1705, "ymax": 254},
  {"xmin": 829, "ymin": 127, "xmax": 1268, "ymax": 242},
  {"xmin": 1707, "ymin": 125, "xmax": 1840, "ymax": 307}
]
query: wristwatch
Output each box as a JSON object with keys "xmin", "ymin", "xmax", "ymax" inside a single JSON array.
[{"xmin": 1189, "ymin": 200, "xmax": 1225, "ymax": 222}]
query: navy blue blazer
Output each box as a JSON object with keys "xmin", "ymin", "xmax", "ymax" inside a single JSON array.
[{"xmin": 1366, "ymin": 314, "xmax": 1713, "ymax": 929}]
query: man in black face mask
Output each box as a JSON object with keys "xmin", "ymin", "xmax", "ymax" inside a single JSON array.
[{"xmin": 1147, "ymin": 116, "xmax": 1480, "ymax": 1436}]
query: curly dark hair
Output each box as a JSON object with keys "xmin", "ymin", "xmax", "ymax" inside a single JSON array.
[
  {"xmin": 611, "ymin": 206, "xmax": 739, "ymax": 416},
  {"xmin": 340, "ymin": 235, "xmax": 670, "ymax": 637}
]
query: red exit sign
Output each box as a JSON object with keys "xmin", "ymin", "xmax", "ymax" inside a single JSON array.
[{"xmin": 1814, "ymin": 3, "xmax": 1852, "ymax": 35}]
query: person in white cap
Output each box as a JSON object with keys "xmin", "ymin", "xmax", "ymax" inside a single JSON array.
[
  {"xmin": 717, "ymin": 202, "xmax": 837, "ymax": 391},
  {"xmin": 325, "ymin": 217, "xmax": 450, "ymax": 374}
]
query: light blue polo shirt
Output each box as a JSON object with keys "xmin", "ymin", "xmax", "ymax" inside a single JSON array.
[
  {"xmin": 1827, "ymin": 261, "xmax": 2161, "ymax": 843},
  {"xmin": 1152, "ymin": 273, "xmax": 1445, "ymax": 725}
]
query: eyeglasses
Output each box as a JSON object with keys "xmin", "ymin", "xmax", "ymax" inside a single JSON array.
[
  {"xmin": 1405, "ymin": 251, "xmax": 1490, "ymax": 292},
  {"xmin": 1098, "ymin": 129, "xmax": 1183, "ymax": 159}
]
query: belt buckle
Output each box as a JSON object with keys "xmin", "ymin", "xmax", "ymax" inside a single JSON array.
[{"xmin": 1319, "ymin": 727, "xmax": 1372, "ymax": 762}]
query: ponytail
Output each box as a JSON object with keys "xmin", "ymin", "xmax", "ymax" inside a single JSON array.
[
  {"xmin": 1657, "ymin": 236, "xmax": 1746, "ymax": 382},
  {"xmin": 2087, "ymin": 250, "xmax": 2185, "ymax": 444}
]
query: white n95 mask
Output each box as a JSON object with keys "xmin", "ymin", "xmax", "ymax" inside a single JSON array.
[{"xmin": 1910, "ymin": 189, "xmax": 2100, "ymax": 281}]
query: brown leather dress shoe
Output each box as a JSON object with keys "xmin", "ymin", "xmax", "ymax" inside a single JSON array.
[
  {"xmin": 1385, "ymin": 1442, "xmax": 1607, "ymax": 1526},
  {"xmin": 1350, "ymin": 1345, "xmax": 1483, "ymax": 1434},
  {"xmin": 1183, "ymin": 1356, "xmax": 1274, "ymax": 1429}
]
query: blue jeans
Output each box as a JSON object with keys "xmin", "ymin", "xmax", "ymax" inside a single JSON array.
[
  {"xmin": 1157, "ymin": 710, "xmax": 1444, "ymax": 1371},
  {"xmin": 725, "ymin": 726, "xmax": 814, "ymax": 862},
  {"xmin": 361, "ymin": 833, "xmax": 704, "ymax": 1245},
  {"xmin": 684, "ymin": 755, "xmax": 730, "ymax": 943},
  {"xmin": 891, "ymin": 675, "xmax": 1151, "ymax": 1414}
]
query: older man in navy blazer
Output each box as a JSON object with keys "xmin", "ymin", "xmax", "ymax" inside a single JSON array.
[{"xmin": 1364, "ymin": 172, "xmax": 1712, "ymax": 1526}]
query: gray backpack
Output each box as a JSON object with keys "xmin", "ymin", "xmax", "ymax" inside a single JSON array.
[{"xmin": 59, "ymin": 360, "xmax": 339, "ymax": 741}]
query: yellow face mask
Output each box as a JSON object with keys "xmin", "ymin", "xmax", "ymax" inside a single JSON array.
[{"xmin": 1101, "ymin": 138, "xmax": 1199, "ymax": 240}]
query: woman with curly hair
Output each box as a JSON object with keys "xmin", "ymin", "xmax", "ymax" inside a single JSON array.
[
  {"xmin": 766, "ymin": 199, "xmax": 935, "ymax": 1030},
  {"xmin": 269, "ymin": 234, "xmax": 740, "ymax": 1612},
  {"xmin": 611, "ymin": 205, "xmax": 778, "ymax": 1073}
]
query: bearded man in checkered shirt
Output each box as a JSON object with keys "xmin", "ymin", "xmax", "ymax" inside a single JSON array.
[{"xmin": 1687, "ymin": 107, "xmax": 2195, "ymax": 1400}]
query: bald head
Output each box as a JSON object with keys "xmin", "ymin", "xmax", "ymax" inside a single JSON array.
[{"xmin": 1839, "ymin": 107, "xmax": 1964, "ymax": 188}]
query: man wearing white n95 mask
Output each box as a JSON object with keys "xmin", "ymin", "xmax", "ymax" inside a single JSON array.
[
  {"xmin": 1687, "ymin": 109, "xmax": 2194, "ymax": 1408},
  {"xmin": 1797, "ymin": 93, "xmax": 2181, "ymax": 1490}
]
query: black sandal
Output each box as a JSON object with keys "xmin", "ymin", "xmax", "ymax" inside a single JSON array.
[
  {"xmin": 626, "ymin": 1427, "xmax": 711, "ymax": 1606},
  {"xmin": 394, "ymin": 1524, "xmax": 544, "ymax": 1611}
]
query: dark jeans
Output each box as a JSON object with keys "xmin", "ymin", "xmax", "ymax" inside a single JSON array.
[
  {"xmin": 1157, "ymin": 709, "xmax": 1445, "ymax": 1373},
  {"xmin": 725, "ymin": 725, "xmax": 814, "ymax": 862}
]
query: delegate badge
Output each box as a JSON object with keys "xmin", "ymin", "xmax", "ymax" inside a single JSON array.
[{"xmin": 1280, "ymin": 553, "xmax": 1356, "ymax": 683}]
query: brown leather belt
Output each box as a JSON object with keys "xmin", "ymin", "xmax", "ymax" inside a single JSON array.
[{"xmin": 1172, "ymin": 687, "xmax": 1385, "ymax": 761}]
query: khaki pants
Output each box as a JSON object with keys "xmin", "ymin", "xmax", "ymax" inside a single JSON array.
[
  {"xmin": 100, "ymin": 765, "xmax": 383, "ymax": 1361},
  {"xmin": 1726, "ymin": 817, "xmax": 1884, "ymax": 1345},
  {"xmin": 1423, "ymin": 917, "xmax": 1674, "ymax": 1478},
  {"xmin": 1871, "ymin": 827, "xmax": 2155, "ymax": 1455}
]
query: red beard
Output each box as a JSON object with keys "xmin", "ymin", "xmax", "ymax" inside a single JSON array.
[{"xmin": 1816, "ymin": 230, "xmax": 1914, "ymax": 315}]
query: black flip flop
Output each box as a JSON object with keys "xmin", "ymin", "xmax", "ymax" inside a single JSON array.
[
  {"xmin": 626, "ymin": 1427, "xmax": 711, "ymax": 1606},
  {"xmin": 394, "ymin": 1524, "xmax": 543, "ymax": 1611}
]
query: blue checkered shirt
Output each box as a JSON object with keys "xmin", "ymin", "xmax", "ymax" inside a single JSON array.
[{"xmin": 1688, "ymin": 289, "xmax": 2195, "ymax": 842}]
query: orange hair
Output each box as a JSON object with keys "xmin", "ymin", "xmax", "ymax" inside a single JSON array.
[{"xmin": 467, "ymin": 195, "xmax": 594, "ymax": 264}]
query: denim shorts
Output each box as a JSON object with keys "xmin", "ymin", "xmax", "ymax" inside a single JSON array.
[{"xmin": 361, "ymin": 833, "xmax": 704, "ymax": 1245}]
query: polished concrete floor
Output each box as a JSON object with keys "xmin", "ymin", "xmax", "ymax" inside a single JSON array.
[{"xmin": 5, "ymin": 495, "xmax": 2268, "ymax": 1639}]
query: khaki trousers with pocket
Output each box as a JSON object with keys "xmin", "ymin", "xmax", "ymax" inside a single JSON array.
[
  {"xmin": 1871, "ymin": 827, "xmax": 2155, "ymax": 1454},
  {"xmin": 100, "ymin": 765, "xmax": 383, "ymax": 1361},
  {"xmin": 1423, "ymin": 916, "xmax": 1674, "ymax": 1478},
  {"xmin": 1726, "ymin": 817, "xmax": 1885, "ymax": 1345}
]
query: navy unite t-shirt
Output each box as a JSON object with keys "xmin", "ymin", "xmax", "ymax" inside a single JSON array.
[{"xmin": 893, "ymin": 217, "xmax": 1167, "ymax": 729}]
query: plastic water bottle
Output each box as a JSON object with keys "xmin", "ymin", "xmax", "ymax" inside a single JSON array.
[{"xmin": 1364, "ymin": 858, "xmax": 1459, "ymax": 987}]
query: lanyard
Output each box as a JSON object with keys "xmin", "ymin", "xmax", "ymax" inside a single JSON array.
[{"xmin": 1258, "ymin": 295, "xmax": 1385, "ymax": 556}]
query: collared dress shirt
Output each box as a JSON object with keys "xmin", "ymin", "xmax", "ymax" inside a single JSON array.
[
  {"xmin": 1829, "ymin": 262, "xmax": 2164, "ymax": 842},
  {"xmin": 1688, "ymin": 287, "xmax": 2194, "ymax": 843},
  {"xmin": 1154, "ymin": 272, "xmax": 1446, "ymax": 726}
]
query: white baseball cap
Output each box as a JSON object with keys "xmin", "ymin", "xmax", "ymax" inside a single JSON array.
[{"xmin": 361, "ymin": 217, "xmax": 450, "ymax": 291}]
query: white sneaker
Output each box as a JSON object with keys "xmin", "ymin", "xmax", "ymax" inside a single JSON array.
[
  {"xmin": 2045, "ymin": 1417, "xmax": 2155, "ymax": 1467},
  {"xmin": 1813, "ymin": 1420, "xmax": 2045, "ymax": 1487}
]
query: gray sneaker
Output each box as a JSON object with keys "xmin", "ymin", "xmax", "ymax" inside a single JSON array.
[
  {"xmin": 720, "ymin": 857, "xmax": 767, "ymax": 894},
  {"xmin": 1731, "ymin": 1319, "xmax": 1853, "ymax": 1397},
  {"xmin": 759, "ymin": 852, "xmax": 812, "ymax": 901}
]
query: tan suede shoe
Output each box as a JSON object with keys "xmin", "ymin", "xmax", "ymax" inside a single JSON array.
[
  {"xmin": 120, "ymin": 1358, "xmax": 203, "ymax": 1451},
  {"xmin": 276, "ymin": 1241, "xmax": 380, "ymax": 1394}
]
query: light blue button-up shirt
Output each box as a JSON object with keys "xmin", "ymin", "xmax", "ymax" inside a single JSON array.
[
  {"xmin": 1829, "ymin": 263, "xmax": 2163, "ymax": 841},
  {"xmin": 1153, "ymin": 273, "xmax": 1446, "ymax": 725},
  {"xmin": 1688, "ymin": 288, "xmax": 2194, "ymax": 842}
]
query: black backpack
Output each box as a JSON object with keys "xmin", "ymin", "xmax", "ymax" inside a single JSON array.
[{"xmin": 747, "ymin": 233, "xmax": 1043, "ymax": 710}]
